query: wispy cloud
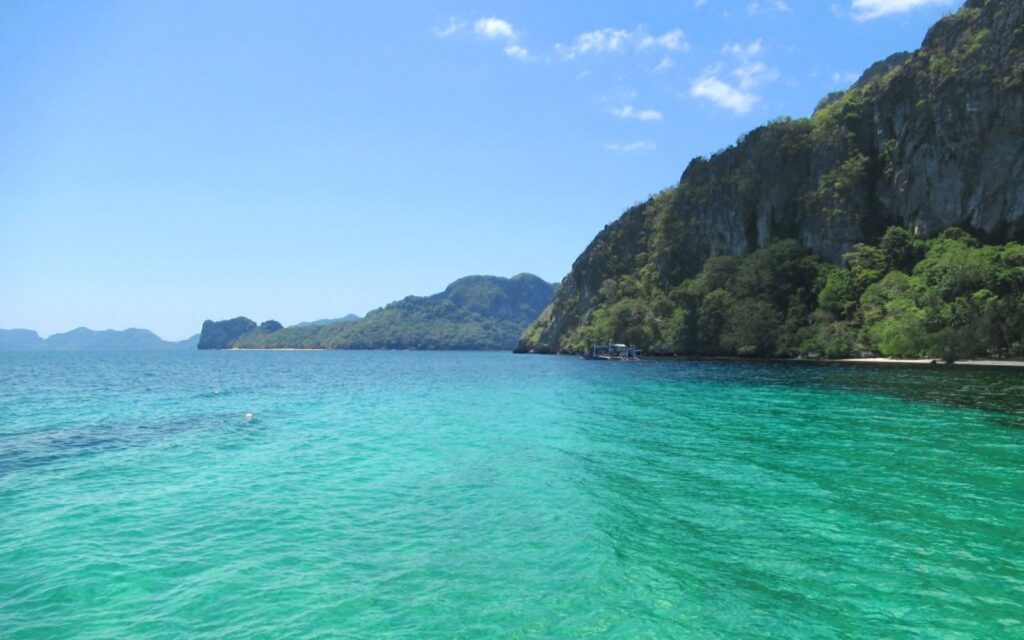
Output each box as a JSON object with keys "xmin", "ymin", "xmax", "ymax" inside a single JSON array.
[
  {"xmin": 654, "ymin": 56, "xmax": 674, "ymax": 72},
  {"xmin": 733, "ymin": 60, "xmax": 779, "ymax": 89},
  {"xmin": 832, "ymin": 70, "xmax": 859, "ymax": 84},
  {"xmin": 690, "ymin": 39, "xmax": 777, "ymax": 114},
  {"xmin": 746, "ymin": 1, "xmax": 793, "ymax": 15},
  {"xmin": 459, "ymin": 16, "xmax": 529, "ymax": 60},
  {"xmin": 556, "ymin": 27, "xmax": 689, "ymax": 60},
  {"xmin": 436, "ymin": 17, "xmax": 463, "ymax": 38},
  {"xmin": 504, "ymin": 44, "xmax": 529, "ymax": 60},
  {"xmin": 726, "ymin": 40, "xmax": 779, "ymax": 90},
  {"xmin": 606, "ymin": 140, "xmax": 656, "ymax": 152},
  {"xmin": 636, "ymin": 29, "xmax": 689, "ymax": 52},
  {"xmin": 557, "ymin": 28, "xmax": 630, "ymax": 58},
  {"xmin": 611, "ymin": 105, "xmax": 664, "ymax": 121},
  {"xmin": 723, "ymin": 40, "xmax": 763, "ymax": 58},
  {"xmin": 850, "ymin": 0, "xmax": 952, "ymax": 21}
]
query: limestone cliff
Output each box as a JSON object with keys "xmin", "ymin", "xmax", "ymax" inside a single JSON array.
[
  {"xmin": 197, "ymin": 317, "xmax": 259, "ymax": 350},
  {"xmin": 518, "ymin": 0, "xmax": 1024, "ymax": 354}
]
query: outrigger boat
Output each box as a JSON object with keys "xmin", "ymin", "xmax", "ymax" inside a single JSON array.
[{"xmin": 582, "ymin": 342, "xmax": 642, "ymax": 361}]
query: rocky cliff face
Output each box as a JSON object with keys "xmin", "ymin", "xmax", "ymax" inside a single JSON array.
[
  {"xmin": 873, "ymin": 1, "xmax": 1024, "ymax": 239},
  {"xmin": 518, "ymin": 0, "xmax": 1024, "ymax": 353},
  {"xmin": 197, "ymin": 317, "xmax": 258, "ymax": 349}
]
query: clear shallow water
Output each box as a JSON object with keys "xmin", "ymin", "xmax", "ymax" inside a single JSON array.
[{"xmin": 1, "ymin": 352, "xmax": 1022, "ymax": 639}]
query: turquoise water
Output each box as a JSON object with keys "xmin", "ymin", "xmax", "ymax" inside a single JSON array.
[{"xmin": 1, "ymin": 352, "xmax": 1022, "ymax": 638}]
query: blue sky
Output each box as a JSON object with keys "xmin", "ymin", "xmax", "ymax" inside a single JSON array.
[{"xmin": 0, "ymin": 0, "xmax": 959, "ymax": 340}]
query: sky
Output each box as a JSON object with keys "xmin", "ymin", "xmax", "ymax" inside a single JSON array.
[{"xmin": 0, "ymin": 0, "xmax": 961, "ymax": 340}]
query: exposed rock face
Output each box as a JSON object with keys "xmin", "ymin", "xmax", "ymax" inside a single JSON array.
[
  {"xmin": 197, "ymin": 318, "xmax": 284, "ymax": 349},
  {"xmin": 518, "ymin": 0, "xmax": 1024, "ymax": 353},
  {"xmin": 197, "ymin": 317, "xmax": 258, "ymax": 350},
  {"xmin": 873, "ymin": 1, "xmax": 1024, "ymax": 238}
]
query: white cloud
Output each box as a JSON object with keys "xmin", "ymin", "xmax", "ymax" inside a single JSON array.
[
  {"xmin": 694, "ymin": 0, "xmax": 708, "ymax": 7},
  {"xmin": 504, "ymin": 44, "xmax": 529, "ymax": 60},
  {"xmin": 474, "ymin": 17, "xmax": 518, "ymax": 40},
  {"xmin": 557, "ymin": 28, "xmax": 631, "ymax": 58},
  {"xmin": 733, "ymin": 60, "xmax": 779, "ymax": 89},
  {"xmin": 654, "ymin": 56, "xmax": 675, "ymax": 72},
  {"xmin": 436, "ymin": 17, "xmax": 462, "ymax": 38},
  {"xmin": 691, "ymin": 39, "xmax": 777, "ymax": 114},
  {"xmin": 746, "ymin": 1, "xmax": 793, "ymax": 15},
  {"xmin": 606, "ymin": 140, "xmax": 656, "ymax": 152},
  {"xmin": 611, "ymin": 105, "xmax": 664, "ymax": 121},
  {"xmin": 724, "ymin": 39, "xmax": 778, "ymax": 88},
  {"xmin": 850, "ymin": 0, "xmax": 952, "ymax": 21},
  {"xmin": 461, "ymin": 17, "xmax": 530, "ymax": 60},
  {"xmin": 723, "ymin": 39, "xmax": 763, "ymax": 58},
  {"xmin": 557, "ymin": 27, "xmax": 689, "ymax": 59},
  {"xmin": 691, "ymin": 74, "xmax": 758, "ymax": 113},
  {"xmin": 637, "ymin": 29, "xmax": 690, "ymax": 52}
]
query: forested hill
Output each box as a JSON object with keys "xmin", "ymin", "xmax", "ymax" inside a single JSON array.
[
  {"xmin": 517, "ymin": 0, "xmax": 1024, "ymax": 359},
  {"xmin": 200, "ymin": 273, "xmax": 556, "ymax": 350}
]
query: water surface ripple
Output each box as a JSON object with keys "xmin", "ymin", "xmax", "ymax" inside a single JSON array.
[{"xmin": 1, "ymin": 352, "xmax": 1022, "ymax": 638}]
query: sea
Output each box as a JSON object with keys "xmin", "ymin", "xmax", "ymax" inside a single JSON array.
[{"xmin": 1, "ymin": 351, "xmax": 1022, "ymax": 638}]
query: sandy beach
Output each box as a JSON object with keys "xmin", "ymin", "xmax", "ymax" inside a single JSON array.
[
  {"xmin": 838, "ymin": 357, "xmax": 1024, "ymax": 368},
  {"xmin": 228, "ymin": 348, "xmax": 325, "ymax": 351}
]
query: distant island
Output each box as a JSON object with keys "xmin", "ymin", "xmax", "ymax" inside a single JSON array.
[
  {"xmin": 0, "ymin": 328, "xmax": 199, "ymax": 352},
  {"xmin": 518, "ymin": 0, "xmax": 1024, "ymax": 362},
  {"xmin": 199, "ymin": 273, "xmax": 556, "ymax": 351}
]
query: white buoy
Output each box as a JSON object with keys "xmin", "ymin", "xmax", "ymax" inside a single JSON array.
[{"xmin": 244, "ymin": 412, "xmax": 254, "ymax": 421}]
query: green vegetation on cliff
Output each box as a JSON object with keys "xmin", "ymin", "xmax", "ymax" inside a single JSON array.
[
  {"xmin": 518, "ymin": 0, "xmax": 1024, "ymax": 359},
  {"xmin": 526, "ymin": 227, "xmax": 1023, "ymax": 360},
  {"xmin": 204, "ymin": 274, "xmax": 556, "ymax": 351}
]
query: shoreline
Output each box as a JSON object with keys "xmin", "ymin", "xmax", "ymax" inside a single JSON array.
[
  {"xmin": 630, "ymin": 353, "xmax": 1024, "ymax": 369},
  {"xmin": 220, "ymin": 348, "xmax": 1024, "ymax": 368},
  {"xmin": 833, "ymin": 357, "xmax": 1024, "ymax": 368},
  {"xmin": 227, "ymin": 347, "xmax": 326, "ymax": 351}
]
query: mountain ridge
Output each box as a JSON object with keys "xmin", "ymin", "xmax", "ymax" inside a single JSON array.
[
  {"xmin": 293, "ymin": 314, "xmax": 361, "ymax": 327},
  {"xmin": 0, "ymin": 328, "xmax": 199, "ymax": 351}
]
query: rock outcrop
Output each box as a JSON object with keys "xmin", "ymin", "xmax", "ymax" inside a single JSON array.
[
  {"xmin": 518, "ymin": 0, "xmax": 1024, "ymax": 354},
  {"xmin": 197, "ymin": 317, "xmax": 258, "ymax": 350}
]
